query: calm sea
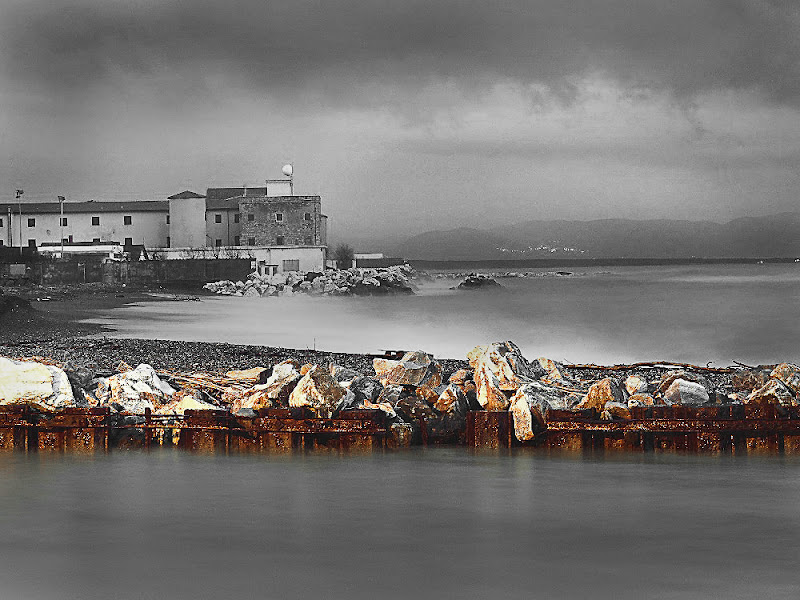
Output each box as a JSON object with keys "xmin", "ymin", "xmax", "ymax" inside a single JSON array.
[
  {"xmin": 8, "ymin": 262, "xmax": 797, "ymax": 599},
  {"xmin": 92, "ymin": 262, "xmax": 800, "ymax": 365},
  {"xmin": 1, "ymin": 450, "xmax": 799, "ymax": 599}
]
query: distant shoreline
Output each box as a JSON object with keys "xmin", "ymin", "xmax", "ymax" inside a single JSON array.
[{"xmin": 409, "ymin": 257, "xmax": 800, "ymax": 270}]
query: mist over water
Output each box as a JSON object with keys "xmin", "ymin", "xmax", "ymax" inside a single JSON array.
[
  {"xmin": 1, "ymin": 450, "xmax": 799, "ymax": 600},
  {"xmin": 94, "ymin": 263, "xmax": 800, "ymax": 364}
]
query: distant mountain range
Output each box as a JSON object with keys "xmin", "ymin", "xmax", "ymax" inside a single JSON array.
[{"xmin": 388, "ymin": 212, "xmax": 800, "ymax": 260}]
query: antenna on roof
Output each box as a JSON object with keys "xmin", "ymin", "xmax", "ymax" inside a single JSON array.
[{"xmin": 282, "ymin": 164, "xmax": 293, "ymax": 195}]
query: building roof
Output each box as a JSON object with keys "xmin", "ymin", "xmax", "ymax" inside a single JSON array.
[
  {"xmin": 0, "ymin": 201, "xmax": 169, "ymax": 214},
  {"xmin": 168, "ymin": 190, "xmax": 206, "ymax": 199}
]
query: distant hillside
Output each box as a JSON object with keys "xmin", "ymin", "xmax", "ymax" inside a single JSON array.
[{"xmin": 391, "ymin": 212, "xmax": 800, "ymax": 260}]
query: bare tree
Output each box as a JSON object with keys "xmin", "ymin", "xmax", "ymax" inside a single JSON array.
[{"xmin": 333, "ymin": 244, "xmax": 355, "ymax": 269}]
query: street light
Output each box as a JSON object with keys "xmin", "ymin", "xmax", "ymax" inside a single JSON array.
[
  {"xmin": 58, "ymin": 196, "xmax": 65, "ymax": 258},
  {"xmin": 15, "ymin": 189, "xmax": 23, "ymax": 256}
]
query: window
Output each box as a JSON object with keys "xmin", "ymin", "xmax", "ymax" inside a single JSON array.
[
  {"xmin": 247, "ymin": 237, "xmax": 255, "ymax": 246},
  {"xmin": 166, "ymin": 236, "xmax": 171, "ymax": 247},
  {"xmin": 215, "ymin": 239, "xmax": 222, "ymax": 247},
  {"xmin": 275, "ymin": 213, "xmax": 283, "ymax": 222},
  {"xmin": 214, "ymin": 214, "xmax": 222, "ymax": 223},
  {"xmin": 27, "ymin": 218, "xmax": 35, "ymax": 227},
  {"xmin": 60, "ymin": 217, "xmax": 68, "ymax": 226},
  {"xmin": 282, "ymin": 259, "xmax": 300, "ymax": 272},
  {"xmin": 234, "ymin": 235, "xmax": 241, "ymax": 246},
  {"xmin": 68, "ymin": 235, "xmax": 73, "ymax": 243},
  {"xmin": 124, "ymin": 237, "xmax": 133, "ymax": 246},
  {"xmin": 276, "ymin": 235, "xmax": 285, "ymax": 245},
  {"xmin": 92, "ymin": 216, "xmax": 100, "ymax": 226},
  {"xmin": 0, "ymin": 240, "xmax": 3, "ymax": 246},
  {"xmin": 0, "ymin": 218, "xmax": 4, "ymax": 227},
  {"xmin": 166, "ymin": 215, "xmax": 170, "ymax": 224},
  {"xmin": 124, "ymin": 215, "xmax": 132, "ymax": 225},
  {"xmin": 92, "ymin": 238, "xmax": 101, "ymax": 243},
  {"xmin": 62, "ymin": 238, "xmax": 69, "ymax": 244},
  {"xmin": 247, "ymin": 213, "xmax": 254, "ymax": 222},
  {"xmin": 304, "ymin": 235, "xmax": 312, "ymax": 245},
  {"xmin": 304, "ymin": 212, "xmax": 312, "ymax": 221},
  {"xmin": 234, "ymin": 213, "xmax": 240, "ymax": 224},
  {"xmin": 27, "ymin": 239, "xmax": 36, "ymax": 247}
]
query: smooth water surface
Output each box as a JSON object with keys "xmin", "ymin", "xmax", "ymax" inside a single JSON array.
[
  {"xmin": 0, "ymin": 449, "xmax": 798, "ymax": 600},
  {"xmin": 91, "ymin": 263, "xmax": 800, "ymax": 364}
]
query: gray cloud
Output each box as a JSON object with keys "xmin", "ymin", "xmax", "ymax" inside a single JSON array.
[{"xmin": 2, "ymin": 0, "xmax": 799, "ymax": 108}]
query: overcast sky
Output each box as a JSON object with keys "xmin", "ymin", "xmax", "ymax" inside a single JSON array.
[{"xmin": 1, "ymin": 0, "xmax": 798, "ymax": 242}]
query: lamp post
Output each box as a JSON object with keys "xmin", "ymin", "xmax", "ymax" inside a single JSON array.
[
  {"xmin": 15, "ymin": 189, "xmax": 23, "ymax": 256},
  {"xmin": 58, "ymin": 196, "xmax": 65, "ymax": 258}
]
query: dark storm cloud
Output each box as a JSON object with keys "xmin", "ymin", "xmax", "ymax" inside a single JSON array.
[{"xmin": 2, "ymin": 0, "xmax": 799, "ymax": 107}]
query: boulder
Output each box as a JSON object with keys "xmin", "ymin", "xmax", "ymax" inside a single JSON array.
[
  {"xmin": 329, "ymin": 365, "xmax": 361, "ymax": 385},
  {"xmin": 433, "ymin": 384, "xmax": 469, "ymax": 416},
  {"xmin": 601, "ymin": 401, "xmax": 632, "ymax": 421},
  {"xmin": 373, "ymin": 351, "xmax": 442, "ymax": 389},
  {"xmin": 262, "ymin": 360, "xmax": 301, "ymax": 405},
  {"xmin": 225, "ymin": 367, "xmax": 269, "ymax": 384},
  {"xmin": 535, "ymin": 357, "xmax": 567, "ymax": 381},
  {"xmin": 457, "ymin": 275, "xmax": 502, "ymax": 290},
  {"xmin": 156, "ymin": 390, "xmax": 220, "ymax": 415},
  {"xmin": 624, "ymin": 375, "xmax": 649, "ymax": 395},
  {"xmin": 508, "ymin": 386, "xmax": 551, "ymax": 441},
  {"xmin": 663, "ymin": 379, "xmax": 709, "ymax": 405},
  {"xmin": 288, "ymin": 365, "xmax": 346, "ymax": 418},
  {"xmin": 394, "ymin": 394, "xmax": 437, "ymax": 423},
  {"xmin": 349, "ymin": 376, "xmax": 384, "ymax": 403},
  {"xmin": 94, "ymin": 363, "xmax": 175, "ymax": 414},
  {"xmin": 770, "ymin": 363, "xmax": 800, "ymax": 394},
  {"xmin": 746, "ymin": 379, "xmax": 796, "ymax": 408},
  {"xmin": 229, "ymin": 384, "xmax": 275, "ymax": 412},
  {"xmin": 468, "ymin": 341, "xmax": 544, "ymax": 410},
  {"xmin": 361, "ymin": 398, "xmax": 399, "ymax": 420},
  {"xmin": 377, "ymin": 384, "xmax": 406, "ymax": 405},
  {"xmin": 575, "ymin": 378, "xmax": 624, "ymax": 411},
  {"xmin": 627, "ymin": 394, "xmax": 655, "ymax": 408},
  {"xmin": 0, "ymin": 357, "xmax": 76, "ymax": 411},
  {"xmin": 659, "ymin": 370, "xmax": 712, "ymax": 395}
]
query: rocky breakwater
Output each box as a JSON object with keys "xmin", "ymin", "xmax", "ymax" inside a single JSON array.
[
  {"xmin": 3, "ymin": 344, "xmax": 800, "ymax": 451},
  {"xmin": 203, "ymin": 265, "xmax": 416, "ymax": 298}
]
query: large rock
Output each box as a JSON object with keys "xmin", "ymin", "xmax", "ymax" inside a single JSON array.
[
  {"xmin": 663, "ymin": 379, "xmax": 709, "ymax": 405},
  {"xmin": 156, "ymin": 390, "xmax": 220, "ymax": 415},
  {"xmin": 468, "ymin": 341, "xmax": 544, "ymax": 410},
  {"xmin": 349, "ymin": 376, "xmax": 384, "ymax": 403},
  {"xmin": 659, "ymin": 370, "xmax": 712, "ymax": 395},
  {"xmin": 433, "ymin": 384, "xmax": 469, "ymax": 416},
  {"xmin": 771, "ymin": 363, "xmax": 800, "ymax": 394},
  {"xmin": 535, "ymin": 357, "xmax": 567, "ymax": 381},
  {"xmin": 576, "ymin": 378, "xmax": 624, "ymax": 411},
  {"xmin": 0, "ymin": 357, "xmax": 76, "ymax": 411},
  {"xmin": 601, "ymin": 401, "xmax": 632, "ymax": 421},
  {"xmin": 94, "ymin": 363, "xmax": 175, "ymax": 414},
  {"xmin": 261, "ymin": 360, "xmax": 302, "ymax": 405},
  {"xmin": 373, "ymin": 351, "xmax": 442, "ymax": 389},
  {"xmin": 627, "ymin": 394, "xmax": 655, "ymax": 408},
  {"xmin": 746, "ymin": 379, "xmax": 796, "ymax": 408},
  {"xmin": 394, "ymin": 395, "xmax": 437, "ymax": 423},
  {"xmin": 624, "ymin": 375, "xmax": 649, "ymax": 395},
  {"xmin": 509, "ymin": 385, "xmax": 551, "ymax": 441},
  {"xmin": 225, "ymin": 367, "xmax": 269, "ymax": 384},
  {"xmin": 288, "ymin": 365, "xmax": 346, "ymax": 418}
]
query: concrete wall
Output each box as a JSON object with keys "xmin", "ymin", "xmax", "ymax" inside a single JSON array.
[
  {"xmin": 3, "ymin": 209, "xmax": 169, "ymax": 248},
  {"xmin": 239, "ymin": 196, "xmax": 323, "ymax": 247},
  {"xmin": 205, "ymin": 208, "xmax": 241, "ymax": 247},
  {"xmin": 103, "ymin": 259, "xmax": 254, "ymax": 286},
  {"xmin": 251, "ymin": 246, "xmax": 327, "ymax": 273},
  {"xmin": 169, "ymin": 197, "xmax": 207, "ymax": 248}
]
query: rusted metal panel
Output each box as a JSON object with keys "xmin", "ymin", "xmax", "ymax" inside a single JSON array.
[{"xmin": 467, "ymin": 411, "xmax": 512, "ymax": 448}]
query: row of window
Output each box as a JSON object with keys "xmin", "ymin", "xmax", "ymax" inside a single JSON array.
[
  {"xmin": 212, "ymin": 235, "xmax": 314, "ymax": 247},
  {"xmin": 210, "ymin": 212, "xmax": 313, "ymax": 224},
  {"xmin": 1, "ymin": 216, "xmax": 136, "ymax": 228},
  {"xmin": 4, "ymin": 237, "xmax": 138, "ymax": 248}
]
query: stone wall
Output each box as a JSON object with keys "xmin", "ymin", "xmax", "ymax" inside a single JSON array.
[{"xmin": 239, "ymin": 196, "xmax": 323, "ymax": 247}]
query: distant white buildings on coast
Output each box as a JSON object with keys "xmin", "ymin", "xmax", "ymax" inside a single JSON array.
[{"xmin": 1, "ymin": 177, "xmax": 331, "ymax": 274}]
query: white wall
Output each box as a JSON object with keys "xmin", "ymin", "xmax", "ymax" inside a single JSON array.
[
  {"xmin": 169, "ymin": 197, "xmax": 207, "ymax": 248},
  {"xmin": 7, "ymin": 209, "xmax": 168, "ymax": 247}
]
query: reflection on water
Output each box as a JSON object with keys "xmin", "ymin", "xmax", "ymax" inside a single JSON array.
[
  {"xmin": 0, "ymin": 449, "xmax": 798, "ymax": 600},
  {"xmin": 90, "ymin": 263, "xmax": 800, "ymax": 365}
]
